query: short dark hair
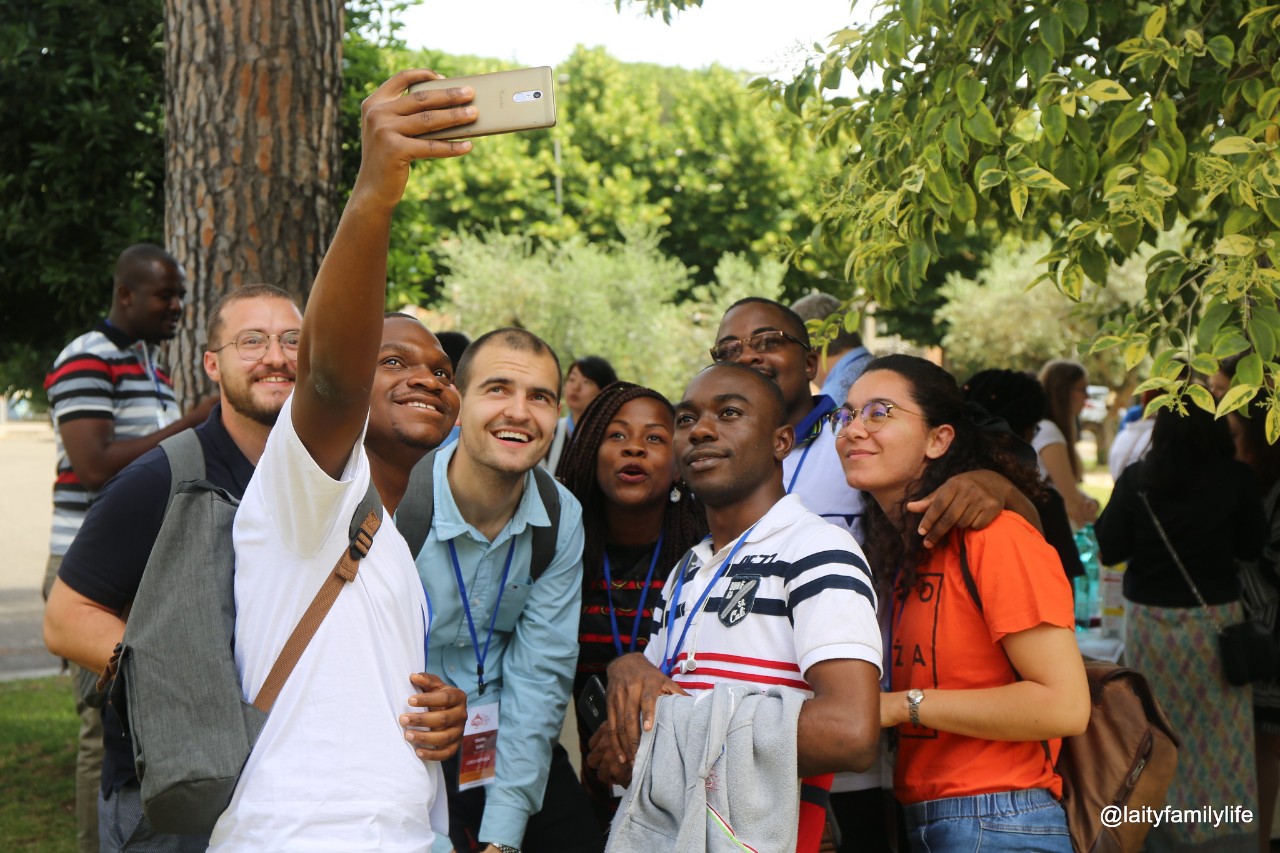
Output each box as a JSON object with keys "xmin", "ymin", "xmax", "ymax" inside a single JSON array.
[
  {"xmin": 435, "ymin": 331, "xmax": 472, "ymax": 371},
  {"xmin": 115, "ymin": 244, "xmax": 178, "ymax": 292},
  {"xmin": 569, "ymin": 355, "xmax": 617, "ymax": 389},
  {"xmin": 206, "ymin": 284, "xmax": 299, "ymax": 350},
  {"xmin": 724, "ymin": 297, "xmax": 811, "ymax": 347},
  {"xmin": 1141, "ymin": 403, "xmax": 1234, "ymax": 493},
  {"xmin": 962, "ymin": 369, "xmax": 1046, "ymax": 440},
  {"xmin": 455, "ymin": 327, "xmax": 562, "ymax": 395},
  {"xmin": 791, "ymin": 292, "xmax": 861, "ymax": 352}
]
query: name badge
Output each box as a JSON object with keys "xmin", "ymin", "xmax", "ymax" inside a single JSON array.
[{"xmin": 458, "ymin": 701, "xmax": 499, "ymax": 791}]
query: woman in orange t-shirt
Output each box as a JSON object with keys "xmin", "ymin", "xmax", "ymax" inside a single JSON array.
[{"xmin": 834, "ymin": 354, "xmax": 1089, "ymax": 853}]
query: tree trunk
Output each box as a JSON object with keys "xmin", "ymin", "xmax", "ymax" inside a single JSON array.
[{"xmin": 163, "ymin": 0, "xmax": 343, "ymax": 408}]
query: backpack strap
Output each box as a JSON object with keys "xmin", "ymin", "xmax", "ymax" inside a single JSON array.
[
  {"xmin": 399, "ymin": 449, "xmax": 438, "ymax": 559},
  {"xmin": 159, "ymin": 429, "xmax": 206, "ymax": 509},
  {"xmin": 252, "ymin": 479, "xmax": 383, "ymax": 713},
  {"xmin": 399, "ymin": 449, "xmax": 561, "ymax": 583},
  {"xmin": 529, "ymin": 466, "xmax": 561, "ymax": 583},
  {"xmin": 955, "ymin": 533, "xmax": 1054, "ymax": 762}
]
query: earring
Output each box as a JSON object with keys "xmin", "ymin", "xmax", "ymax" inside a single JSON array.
[{"xmin": 669, "ymin": 484, "xmax": 682, "ymax": 503}]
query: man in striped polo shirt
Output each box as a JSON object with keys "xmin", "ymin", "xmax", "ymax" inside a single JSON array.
[
  {"xmin": 589, "ymin": 362, "xmax": 882, "ymax": 853},
  {"xmin": 42, "ymin": 243, "xmax": 214, "ymax": 853}
]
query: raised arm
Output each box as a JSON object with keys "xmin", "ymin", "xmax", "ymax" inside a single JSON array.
[{"xmin": 292, "ymin": 70, "xmax": 475, "ymax": 477}]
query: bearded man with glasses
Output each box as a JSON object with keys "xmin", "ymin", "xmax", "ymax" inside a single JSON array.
[
  {"xmin": 706, "ymin": 296, "xmax": 1042, "ymax": 853},
  {"xmin": 45, "ymin": 284, "xmax": 303, "ymax": 851}
]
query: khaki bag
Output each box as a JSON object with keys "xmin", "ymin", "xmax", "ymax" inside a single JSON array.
[{"xmin": 955, "ymin": 535, "xmax": 1179, "ymax": 853}]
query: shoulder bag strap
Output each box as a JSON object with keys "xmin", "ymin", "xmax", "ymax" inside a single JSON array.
[
  {"xmin": 398, "ymin": 449, "xmax": 438, "ymax": 559},
  {"xmin": 529, "ymin": 466, "xmax": 561, "ymax": 582},
  {"xmin": 158, "ymin": 429, "xmax": 206, "ymax": 509},
  {"xmin": 252, "ymin": 480, "xmax": 383, "ymax": 713},
  {"xmin": 1137, "ymin": 490, "xmax": 1225, "ymax": 634}
]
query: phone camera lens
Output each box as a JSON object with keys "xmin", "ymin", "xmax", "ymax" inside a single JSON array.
[{"xmin": 534, "ymin": 91, "xmax": 542, "ymax": 99}]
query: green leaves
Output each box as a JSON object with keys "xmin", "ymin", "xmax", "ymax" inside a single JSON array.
[
  {"xmin": 1207, "ymin": 35, "xmax": 1235, "ymax": 68},
  {"xmin": 1015, "ymin": 166, "xmax": 1069, "ymax": 190},
  {"xmin": 1080, "ymin": 79, "xmax": 1132, "ymax": 102},
  {"xmin": 1215, "ymin": 234, "xmax": 1256, "ymax": 256},
  {"xmin": 1042, "ymin": 104, "xmax": 1067, "ymax": 144},
  {"xmin": 1210, "ymin": 136, "xmax": 1259, "ymax": 155},
  {"xmin": 978, "ymin": 168, "xmax": 1007, "ymax": 190},
  {"xmin": 963, "ymin": 102, "xmax": 1001, "ymax": 145},
  {"xmin": 956, "ymin": 73, "xmax": 985, "ymax": 116},
  {"xmin": 1144, "ymin": 7, "xmax": 1167, "ymax": 39}
]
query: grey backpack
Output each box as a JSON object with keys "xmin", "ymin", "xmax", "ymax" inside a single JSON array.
[{"xmin": 101, "ymin": 429, "xmax": 382, "ymax": 834}]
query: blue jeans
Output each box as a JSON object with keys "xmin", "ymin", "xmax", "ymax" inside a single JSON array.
[{"xmin": 902, "ymin": 788, "xmax": 1072, "ymax": 853}]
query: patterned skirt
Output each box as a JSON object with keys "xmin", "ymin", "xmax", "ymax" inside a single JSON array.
[{"xmin": 1125, "ymin": 600, "xmax": 1258, "ymax": 852}]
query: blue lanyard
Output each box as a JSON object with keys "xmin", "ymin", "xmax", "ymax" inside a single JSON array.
[
  {"xmin": 660, "ymin": 523, "xmax": 759, "ymax": 676},
  {"xmin": 601, "ymin": 531, "xmax": 665, "ymax": 657},
  {"xmin": 786, "ymin": 396, "xmax": 835, "ymax": 493},
  {"xmin": 447, "ymin": 538, "xmax": 516, "ymax": 695},
  {"xmin": 786, "ymin": 440, "xmax": 815, "ymax": 494},
  {"xmin": 883, "ymin": 576, "xmax": 907, "ymax": 692}
]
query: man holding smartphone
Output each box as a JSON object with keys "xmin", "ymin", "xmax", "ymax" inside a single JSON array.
[{"xmin": 205, "ymin": 70, "xmax": 475, "ymax": 850}]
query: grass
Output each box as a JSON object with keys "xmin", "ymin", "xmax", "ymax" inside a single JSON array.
[{"xmin": 0, "ymin": 675, "xmax": 77, "ymax": 852}]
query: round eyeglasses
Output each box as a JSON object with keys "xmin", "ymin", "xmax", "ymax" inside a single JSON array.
[
  {"xmin": 709, "ymin": 330, "xmax": 810, "ymax": 362},
  {"xmin": 827, "ymin": 400, "xmax": 923, "ymax": 436},
  {"xmin": 210, "ymin": 330, "xmax": 301, "ymax": 362}
]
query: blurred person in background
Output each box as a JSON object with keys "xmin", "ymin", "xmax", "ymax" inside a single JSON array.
[
  {"xmin": 1035, "ymin": 359, "xmax": 1098, "ymax": 527},
  {"xmin": 544, "ymin": 355, "xmax": 617, "ymax": 473}
]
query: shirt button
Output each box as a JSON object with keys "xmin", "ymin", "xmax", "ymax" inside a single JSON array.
[{"xmin": 471, "ymin": 598, "xmax": 481, "ymax": 607}]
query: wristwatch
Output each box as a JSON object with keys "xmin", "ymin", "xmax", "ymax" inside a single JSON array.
[
  {"xmin": 906, "ymin": 688, "xmax": 925, "ymax": 726},
  {"xmin": 488, "ymin": 845, "xmax": 519, "ymax": 853}
]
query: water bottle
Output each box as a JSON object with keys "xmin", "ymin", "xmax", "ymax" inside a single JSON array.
[{"xmin": 1073, "ymin": 524, "xmax": 1102, "ymax": 630}]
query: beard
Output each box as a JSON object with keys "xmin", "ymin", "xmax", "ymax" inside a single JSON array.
[{"xmin": 221, "ymin": 375, "xmax": 289, "ymax": 427}]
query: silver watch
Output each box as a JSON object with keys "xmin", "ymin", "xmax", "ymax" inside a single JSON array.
[
  {"xmin": 906, "ymin": 688, "xmax": 925, "ymax": 726},
  {"xmin": 490, "ymin": 845, "xmax": 520, "ymax": 853}
]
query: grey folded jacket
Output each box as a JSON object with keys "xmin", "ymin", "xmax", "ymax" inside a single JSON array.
[{"xmin": 606, "ymin": 683, "xmax": 805, "ymax": 853}]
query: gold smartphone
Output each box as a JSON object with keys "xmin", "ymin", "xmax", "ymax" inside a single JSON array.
[{"xmin": 408, "ymin": 66, "xmax": 557, "ymax": 140}]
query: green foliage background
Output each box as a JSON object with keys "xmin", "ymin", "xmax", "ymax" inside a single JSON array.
[{"xmin": 759, "ymin": 0, "xmax": 1280, "ymax": 435}]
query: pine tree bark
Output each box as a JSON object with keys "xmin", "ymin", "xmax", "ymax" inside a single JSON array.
[{"xmin": 163, "ymin": 0, "xmax": 343, "ymax": 408}]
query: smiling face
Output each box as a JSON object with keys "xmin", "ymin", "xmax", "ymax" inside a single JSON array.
[
  {"xmin": 123, "ymin": 259, "xmax": 188, "ymax": 342},
  {"xmin": 457, "ymin": 342, "xmax": 561, "ymax": 477},
  {"xmin": 837, "ymin": 369, "xmax": 954, "ymax": 509},
  {"xmin": 673, "ymin": 364, "xmax": 792, "ymax": 508},
  {"xmin": 714, "ymin": 302, "xmax": 818, "ymax": 426},
  {"xmin": 596, "ymin": 396, "xmax": 676, "ymax": 510},
  {"xmin": 203, "ymin": 296, "xmax": 301, "ymax": 426},
  {"xmin": 366, "ymin": 316, "xmax": 460, "ymax": 457}
]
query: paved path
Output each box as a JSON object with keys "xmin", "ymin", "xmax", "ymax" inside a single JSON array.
[{"xmin": 0, "ymin": 421, "xmax": 62, "ymax": 679}]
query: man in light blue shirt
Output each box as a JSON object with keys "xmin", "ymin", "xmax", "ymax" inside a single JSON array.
[
  {"xmin": 791, "ymin": 291, "xmax": 873, "ymax": 408},
  {"xmin": 402, "ymin": 327, "xmax": 598, "ymax": 853}
]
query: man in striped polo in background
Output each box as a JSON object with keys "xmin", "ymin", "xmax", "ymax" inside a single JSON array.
[{"xmin": 42, "ymin": 243, "xmax": 214, "ymax": 853}]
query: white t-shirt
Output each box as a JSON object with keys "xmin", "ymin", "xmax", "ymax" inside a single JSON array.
[
  {"xmin": 1108, "ymin": 418, "xmax": 1154, "ymax": 482},
  {"xmin": 210, "ymin": 394, "xmax": 447, "ymax": 851},
  {"xmin": 1031, "ymin": 418, "xmax": 1067, "ymax": 480},
  {"xmin": 784, "ymin": 425, "xmax": 866, "ymax": 540},
  {"xmin": 645, "ymin": 493, "xmax": 881, "ymax": 695}
]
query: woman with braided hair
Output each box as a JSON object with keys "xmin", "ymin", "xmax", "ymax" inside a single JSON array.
[{"xmin": 554, "ymin": 381, "xmax": 707, "ymax": 825}]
